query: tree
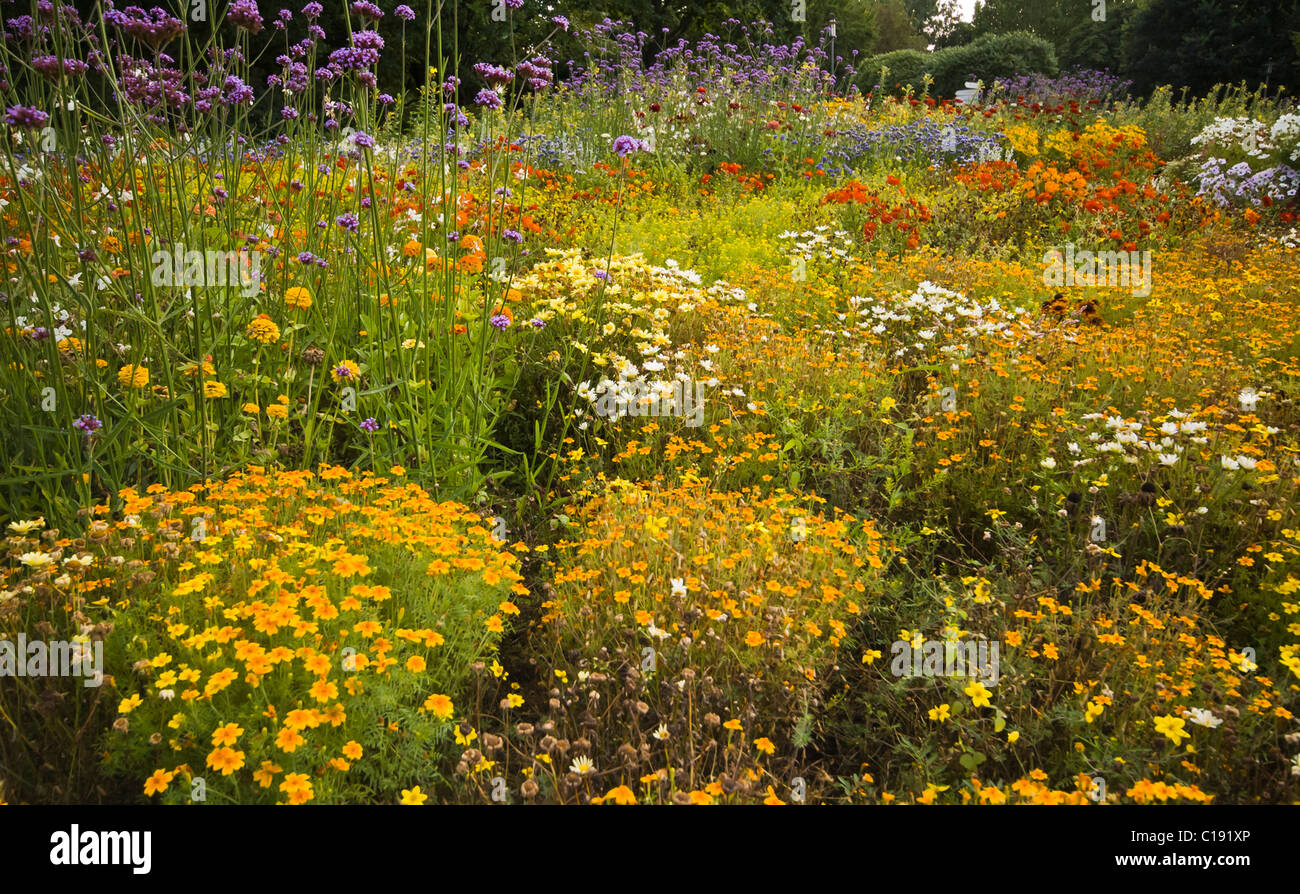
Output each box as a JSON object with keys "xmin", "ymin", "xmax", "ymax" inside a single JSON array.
[
  {"xmin": 923, "ymin": 0, "xmax": 967, "ymax": 46},
  {"xmin": 872, "ymin": 0, "xmax": 928, "ymax": 52},
  {"xmin": 970, "ymin": 0, "xmax": 1081, "ymax": 48},
  {"xmin": 808, "ymin": 0, "xmax": 879, "ymax": 70},
  {"xmin": 1123, "ymin": 0, "xmax": 1300, "ymax": 96},
  {"xmin": 1057, "ymin": 0, "xmax": 1137, "ymax": 72}
]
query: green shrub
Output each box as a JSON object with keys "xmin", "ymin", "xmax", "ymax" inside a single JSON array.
[
  {"xmin": 860, "ymin": 49, "xmax": 931, "ymax": 95},
  {"xmin": 861, "ymin": 33, "xmax": 1060, "ymax": 99},
  {"xmin": 929, "ymin": 31, "xmax": 1060, "ymax": 98}
]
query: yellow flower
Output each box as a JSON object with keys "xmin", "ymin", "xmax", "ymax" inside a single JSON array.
[
  {"xmin": 118, "ymin": 693, "xmax": 142, "ymax": 714},
  {"xmin": 602, "ymin": 784, "xmax": 637, "ymax": 805},
  {"xmin": 284, "ymin": 286, "xmax": 313, "ymax": 310},
  {"xmin": 928, "ymin": 703, "xmax": 951, "ymax": 722},
  {"xmin": 723, "ymin": 718, "xmax": 743, "ymax": 731},
  {"xmin": 202, "ymin": 380, "xmax": 228, "ymax": 399},
  {"xmin": 117, "ymin": 364, "xmax": 150, "ymax": 389},
  {"xmin": 1154, "ymin": 714, "xmax": 1190, "ymax": 746},
  {"xmin": 405, "ymin": 655, "xmax": 427, "ymax": 673},
  {"xmin": 276, "ymin": 727, "xmax": 305, "ymax": 753},
  {"xmin": 246, "ymin": 314, "xmax": 280, "ymax": 344},
  {"xmin": 744, "ymin": 630, "xmax": 765, "ymax": 647},
  {"xmin": 252, "ymin": 760, "xmax": 281, "ymax": 788},
  {"xmin": 342, "ymin": 741, "xmax": 363, "ymax": 760},
  {"xmin": 754, "ymin": 737, "xmax": 776, "ymax": 755},
  {"xmin": 330, "ymin": 359, "xmax": 361, "ymax": 383},
  {"xmin": 205, "ymin": 746, "xmax": 246, "ymax": 776},
  {"xmin": 964, "ymin": 680, "xmax": 992, "ymax": 708},
  {"xmin": 309, "ymin": 678, "xmax": 339, "ymax": 702},
  {"xmin": 266, "ymin": 403, "xmax": 289, "ymax": 420},
  {"xmin": 400, "ymin": 785, "xmax": 429, "ymax": 805},
  {"xmin": 143, "ymin": 768, "xmax": 174, "ymax": 797},
  {"xmin": 211, "ymin": 722, "xmax": 244, "ymax": 746},
  {"xmin": 423, "ymin": 693, "xmax": 454, "ymax": 720},
  {"xmin": 279, "ymin": 773, "xmax": 314, "ymax": 804}
]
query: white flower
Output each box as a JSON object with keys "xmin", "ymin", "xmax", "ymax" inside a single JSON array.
[
  {"xmin": 1040, "ymin": 457, "xmax": 1057, "ymax": 469},
  {"xmin": 1182, "ymin": 707, "xmax": 1223, "ymax": 728},
  {"xmin": 1221, "ymin": 455, "xmax": 1240, "ymax": 471},
  {"xmin": 1158, "ymin": 453, "xmax": 1180, "ymax": 466},
  {"xmin": 18, "ymin": 552, "xmax": 54, "ymax": 569},
  {"xmin": 569, "ymin": 755, "xmax": 596, "ymax": 775},
  {"xmin": 7, "ymin": 518, "xmax": 44, "ymax": 535},
  {"xmin": 653, "ymin": 724, "xmax": 670, "ymax": 741},
  {"xmin": 159, "ymin": 689, "xmax": 175, "ymax": 701},
  {"xmin": 1236, "ymin": 456, "xmax": 1257, "ymax": 470},
  {"xmin": 671, "ymin": 578, "xmax": 687, "ymax": 598}
]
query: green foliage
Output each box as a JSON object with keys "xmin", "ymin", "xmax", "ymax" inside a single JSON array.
[
  {"xmin": 928, "ymin": 30, "xmax": 1059, "ymax": 96},
  {"xmin": 1123, "ymin": 0, "xmax": 1300, "ymax": 97},
  {"xmin": 861, "ymin": 48, "xmax": 932, "ymax": 93},
  {"xmin": 865, "ymin": 30, "xmax": 1059, "ymax": 96},
  {"xmin": 872, "ymin": 0, "xmax": 928, "ymax": 53}
]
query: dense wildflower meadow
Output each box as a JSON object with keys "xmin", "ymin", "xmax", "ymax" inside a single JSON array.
[{"xmin": 2, "ymin": 3, "xmax": 1300, "ymax": 809}]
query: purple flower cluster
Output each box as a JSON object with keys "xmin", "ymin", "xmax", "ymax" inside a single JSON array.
[
  {"xmin": 359, "ymin": 417, "xmax": 380, "ymax": 432},
  {"xmin": 474, "ymin": 89, "xmax": 503, "ymax": 110},
  {"xmin": 31, "ymin": 56, "xmax": 89, "ymax": 80},
  {"xmin": 984, "ymin": 68, "xmax": 1131, "ymax": 107},
  {"xmin": 564, "ymin": 19, "xmax": 843, "ymax": 101},
  {"xmin": 74, "ymin": 414, "xmax": 103, "ymax": 434},
  {"xmin": 103, "ymin": 5, "xmax": 186, "ymax": 48},
  {"xmin": 350, "ymin": 1, "xmax": 384, "ymax": 21},
  {"xmin": 817, "ymin": 119, "xmax": 1008, "ymax": 177},
  {"xmin": 329, "ymin": 41, "xmax": 380, "ymax": 73},
  {"xmin": 1194, "ymin": 157, "xmax": 1300, "ymax": 208},
  {"xmin": 612, "ymin": 134, "xmax": 646, "ymax": 156},
  {"xmin": 4, "ymin": 105, "xmax": 49, "ymax": 129},
  {"xmin": 517, "ymin": 57, "xmax": 554, "ymax": 91},
  {"xmin": 473, "ymin": 63, "xmax": 514, "ymax": 88},
  {"xmin": 489, "ymin": 314, "xmax": 511, "ymax": 331},
  {"xmin": 227, "ymin": 0, "xmax": 265, "ymax": 34}
]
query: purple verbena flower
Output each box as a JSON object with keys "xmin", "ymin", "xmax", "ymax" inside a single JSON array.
[{"xmin": 5, "ymin": 105, "xmax": 49, "ymax": 129}]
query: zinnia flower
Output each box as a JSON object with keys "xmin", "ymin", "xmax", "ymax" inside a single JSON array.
[
  {"xmin": 118, "ymin": 364, "xmax": 150, "ymax": 388},
  {"xmin": 246, "ymin": 314, "xmax": 280, "ymax": 344}
]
